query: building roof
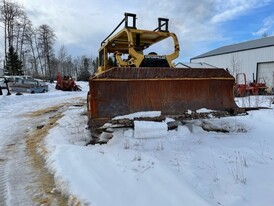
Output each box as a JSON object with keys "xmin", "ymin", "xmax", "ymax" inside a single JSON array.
[
  {"xmin": 175, "ymin": 62, "xmax": 217, "ymax": 68},
  {"xmin": 191, "ymin": 35, "xmax": 274, "ymax": 60}
]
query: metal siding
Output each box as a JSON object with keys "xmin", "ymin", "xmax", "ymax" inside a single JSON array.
[
  {"xmin": 257, "ymin": 62, "xmax": 274, "ymax": 89},
  {"xmin": 192, "ymin": 36, "xmax": 274, "ymax": 59},
  {"xmin": 191, "ymin": 46, "xmax": 274, "ymax": 83}
]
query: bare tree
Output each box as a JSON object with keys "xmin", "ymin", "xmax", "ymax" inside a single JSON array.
[
  {"xmin": 73, "ymin": 56, "xmax": 82, "ymax": 78},
  {"xmin": 230, "ymin": 53, "xmax": 241, "ymax": 77},
  {"xmin": 24, "ymin": 27, "xmax": 38, "ymax": 76},
  {"xmin": 262, "ymin": 32, "xmax": 269, "ymax": 38},
  {"xmin": 18, "ymin": 12, "xmax": 31, "ymax": 58},
  {"xmin": 57, "ymin": 44, "xmax": 68, "ymax": 74},
  {"xmin": 36, "ymin": 24, "xmax": 56, "ymax": 80},
  {"xmin": 0, "ymin": 0, "xmax": 95, "ymax": 80},
  {"xmin": 63, "ymin": 55, "xmax": 74, "ymax": 77},
  {"xmin": 0, "ymin": 0, "xmax": 24, "ymax": 65}
]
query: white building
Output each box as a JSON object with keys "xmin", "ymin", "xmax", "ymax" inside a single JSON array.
[{"xmin": 190, "ymin": 36, "xmax": 274, "ymax": 90}]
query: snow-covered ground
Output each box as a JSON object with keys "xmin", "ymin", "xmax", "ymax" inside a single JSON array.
[{"xmin": 1, "ymin": 82, "xmax": 274, "ymax": 206}]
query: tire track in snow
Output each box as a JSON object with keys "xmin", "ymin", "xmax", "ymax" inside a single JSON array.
[
  {"xmin": 0, "ymin": 104, "xmax": 68, "ymax": 205},
  {"xmin": 0, "ymin": 101, "xmax": 86, "ymax": 206},
  {"xmin": 0, "ymin": 155, "xmax": 8, "ymax": 205},
  {"xmin": 0, "ymin": 137, "xmax": 37, "ymax": 206}
]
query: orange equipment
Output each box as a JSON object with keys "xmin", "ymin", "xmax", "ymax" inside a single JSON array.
[
  {"xmin": 56, "ymin": 72, "xmax": 81, "ymax": 91},
  {"xmin": 87, "ymin": 13, "xmax": 237, "ymax": 132},
  {"xmin": 234, "ymin": 73, "xmax": 268, "ymax": 97}
]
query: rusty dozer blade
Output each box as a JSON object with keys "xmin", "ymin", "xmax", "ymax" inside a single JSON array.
[{"xmin": 87, "ymin": 67, "xmax": 237, "ymax": 130}]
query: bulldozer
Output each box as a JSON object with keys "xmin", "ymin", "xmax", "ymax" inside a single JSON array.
[{"xmin": 87, "ymin": 13, "xmax": 237, "ymax": 134}]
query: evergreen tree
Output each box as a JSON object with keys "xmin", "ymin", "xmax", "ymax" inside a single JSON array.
[
  {"xmin": 5, "ymin": 46, "xmax": 24, "ymax": 75},
  {"xmin": 78, "ymin": 57, "xmax": 91, "ymax": 81}
]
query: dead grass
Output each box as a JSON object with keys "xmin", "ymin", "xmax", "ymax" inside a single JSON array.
[
  {"xmin": 26, "ymin": 103, "xmax": 66, "ymax": 118},
  {"xmin": 26, "ymin": 107, "xmax": 68, "ymax": 205},
  {"xmin": 24, "ymin": 99, "xmax": 86, "ymax": 206}
]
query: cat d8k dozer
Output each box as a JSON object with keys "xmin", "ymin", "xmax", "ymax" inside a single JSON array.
[{"xmin": 87, "ymin": 13, "xmax": 237, "ymax": 131}]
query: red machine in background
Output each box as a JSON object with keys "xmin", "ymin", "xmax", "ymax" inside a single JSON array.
[
  {"xmin": 234, "ymin": 73, "xmax": 268, "ymax": 97},
  {"xmin": 56, "ymin": 72, "xmax": 81, "ymax": 91}
]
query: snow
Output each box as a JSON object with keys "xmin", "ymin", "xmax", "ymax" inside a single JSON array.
[
  {"xmin": 134, "ymin": 120, "xmax": 168, "ymax": 138},
  {"xmin": 113, "ymin": 111, "xmax": 162, "ymax": 120},
  {"xmin": 1, "ymin": 82, "xmax": 274, "ymax": 206}
]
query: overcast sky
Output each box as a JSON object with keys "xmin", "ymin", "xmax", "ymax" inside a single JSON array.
[{"xmin": 15, "ymin": 0, "xmax": 274, "ymax": 62}]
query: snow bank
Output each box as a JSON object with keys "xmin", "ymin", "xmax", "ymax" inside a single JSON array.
[
  {"xmin": 113, "ymin": 111, "xmax": 161, "ymax": 120},
  {"xmin": 196, "ymin": 108, "xmax": 215, "ymax": 113},
  {"xmin": 134, "ymin": 120, "xmax": 168, "ymax": 138}
]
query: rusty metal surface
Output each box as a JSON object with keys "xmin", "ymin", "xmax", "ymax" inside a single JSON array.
[
  {"xmin": 93, "ymin": 67, "xmax": 234, "ymax": 79},
  {"xmin": 88, "ymin": 67, "xmax": 237, "ymax": 128}
]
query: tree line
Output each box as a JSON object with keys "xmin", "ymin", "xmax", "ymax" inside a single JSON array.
[{"xmin": 0, "ymin": 0, "xmax": 96, "ymax": 81}]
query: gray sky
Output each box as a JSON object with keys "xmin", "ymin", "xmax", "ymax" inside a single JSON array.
[{"xmin": 15, "ymin": 0, "xmax": 274, "ymax": 62}]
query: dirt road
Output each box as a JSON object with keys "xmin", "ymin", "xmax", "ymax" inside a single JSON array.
[{"xmin": 0, "ymin": 104, "xmax": 69, "ymax": 205}]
